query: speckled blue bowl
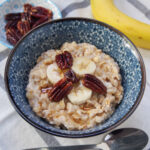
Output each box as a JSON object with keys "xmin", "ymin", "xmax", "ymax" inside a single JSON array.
[{"xmin": 5, "ymin": 18, "xmax": 146, "ymax": 138}]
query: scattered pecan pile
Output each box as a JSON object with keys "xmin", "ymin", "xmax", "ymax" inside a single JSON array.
[
  {"xmin": 42, "ymin": 51, "xmax": 107, "ymax": 102},
  {"xmin": 5, "ymin": 3, "xmax": 53, "ymax": 45}
]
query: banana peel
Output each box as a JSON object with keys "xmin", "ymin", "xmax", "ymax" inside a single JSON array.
[{"xmin": 91, "ymin": 0, "xmax": 150, "ymax": 49}]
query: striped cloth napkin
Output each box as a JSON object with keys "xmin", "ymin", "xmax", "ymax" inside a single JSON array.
[{"xmin": 0, "ymin": 0, "xmax": 150, "ymax": 150}]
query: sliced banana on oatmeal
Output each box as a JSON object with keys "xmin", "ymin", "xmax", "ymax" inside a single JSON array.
[
  {"xmin": 72, "ymin": 57, "xmax": 96, "ymax": 76},
  {"xmin": 68, "ymin": 82, "xmax": 92, "ymax": 105},
  {"xmin": 47, "ymin": 63, "xmax": 64, "ymax": 84}
]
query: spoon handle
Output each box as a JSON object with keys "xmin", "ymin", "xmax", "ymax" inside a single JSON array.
[{"xmin": 25, "ymin": 143, "xmax": 110, "ymax": 150}]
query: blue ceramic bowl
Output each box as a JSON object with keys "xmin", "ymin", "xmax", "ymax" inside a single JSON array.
[
  {"xmin": 0, "ymin": 0, "xmax": 62, "ymax": 49},
  {"xmin": 5, "ymin": 18, "xmax": 146, "ymax": 138}
]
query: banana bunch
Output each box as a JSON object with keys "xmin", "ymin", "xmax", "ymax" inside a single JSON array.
[
  {"xmin": 91, "ymin": 0, "xmax": 150, "ymax": 49},
  {"xmin": 47, "ymin": 57, "xmax": 96, "ymax": 105}
]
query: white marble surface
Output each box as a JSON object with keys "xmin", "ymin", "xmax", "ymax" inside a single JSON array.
[{"xmin": 0, "ymin": 0, "xmax": 150, "ymax": 150}]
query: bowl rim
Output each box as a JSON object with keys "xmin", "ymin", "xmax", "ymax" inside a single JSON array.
[
  {"xmin": 4, "ymin": 17, "xmax": 146, "ymax": 138},
  {"xmin": 0, "ymin": 0, "xmax": 62, "ymax": 49}
]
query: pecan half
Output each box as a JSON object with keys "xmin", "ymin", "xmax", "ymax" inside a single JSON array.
[
  {"xmin": 5, "ymin": 20, "xmax": 18, "ymax": 30},
  {"xmin": 24, "ymin": 3, "xmax": 33, "ymax": 13},
  {"xmin": 65, "ymin": 69, "xmax": 78, "ymax": 83},
  {"xmin": 21, "ymin": 12, "xmax": 31, "ymax": 24},
  {"xmin": 17, "ymin": 20, "xmax": 30, "ymax": 35},
  {"xmin": 5, "ymin": 13, "xmax": 21, "ymax": 21},
  {"xmin": 6, "ymin": 28, "xmax": 22, "ymax": 45},
  {"xmin": 55, "ymin": 51, "xmax": 73, "ymax": 70},
  {"xmin": 6, "ymin": 31, "xmax": 18, "ymax": 45},
  {"xmin": 82, "ymin": 74, "xmax": 107, "ymax": 95},
  {"xmin": 32, "ymin": 16, "xmax": 48, "ymax": 28},
  {"xmin": 30, "ymin": 6, "xmax": 53, "ymax": 19},
  {"xmin": 48, "ymin": 78, "xmax": 73, "ymax": 102},
  {"xmin": 30, "ymin": 16, "xmax": 39, "ymax": 27}
]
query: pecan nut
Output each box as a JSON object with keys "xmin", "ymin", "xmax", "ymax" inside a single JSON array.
[
  {"xmin": 5, "ymin": 20, "xmax": 18, "ymax": 30},
  {"xmin": 55, "ymin": 51, "xmax": 73, "ymax": 70},
  {"xmin": 32, "ymin": 16, "xmax": 48, "ymax": 28},
  {"xmin": 6, "ymin": 28, "xmax": 22, "ymax": 45},
  {"xmin": 6, "ymin": 31, "xmax": 18, "ymax": 45},
  {"xmin": 65, "ymin": 69, "xmax": 78, "ymax": 83},
  {"xmin": 30, "ymin": 6, "xmax": 53, "ymax": 19},
  {"xmin": 17, "ymin": 20, "xmax": 30, "ymax": 35},
  {"xmin": 5, "ymin": 13, "xmax": 21, "ymax": 21},
  {"xmin": 48, "ymin": 78, "xmax": 73, "ymax": 102},
  {"xmin": 21, "ymin": 12, "xmax": 31, "ymax": 24},
  {"xmin": 30, "ymin": 16, "xmax": 39, "ymax": 27},
  {"xmin": 82, "ymin": 74, "xmax": 107, "ymax": 95},
  {"xmin": 24, "ymin": 3, "xmax": 33, "ymax": 13}
]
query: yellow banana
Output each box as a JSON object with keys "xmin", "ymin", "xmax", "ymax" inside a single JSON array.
[{"xmin": 91, "ymin": 0, "xmax": 150, "ymax": 49}]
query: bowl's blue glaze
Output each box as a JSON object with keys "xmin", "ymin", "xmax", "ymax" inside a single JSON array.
[
  {"xmin": 0, "ymin": 0, "xmax": 62, "ymax": 49},
  {"xmin": 5, "ymin": 18, "xmax": 146, "ymax": 138}
]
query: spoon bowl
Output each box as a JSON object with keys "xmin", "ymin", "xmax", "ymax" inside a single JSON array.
[{"xmin": 104, "ymin": 128, "xmax": 149, "ymax": 150}]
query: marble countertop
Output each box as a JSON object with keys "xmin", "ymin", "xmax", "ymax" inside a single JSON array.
[{"xmin": 0, "ymin": 0, "xmax": 150, "ymax": 149}]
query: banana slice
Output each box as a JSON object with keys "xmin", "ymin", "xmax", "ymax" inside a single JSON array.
[
  {"xmin": 72, "ymin": 57, "xmax": 96, "ymax": 76},
  {"xmin": 68, "ymin": 82, "xmax": 92, "ymax": 105},
  {"xmin": 47, "ymin": 63, "xmax": 64, "ymax": 84}
]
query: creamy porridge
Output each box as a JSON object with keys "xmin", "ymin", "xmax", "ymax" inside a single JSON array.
[{"xmin": 26, "ymin": 42, "xmax": 123, "ymax": 130}]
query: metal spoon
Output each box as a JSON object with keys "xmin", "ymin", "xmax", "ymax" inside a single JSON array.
[{"xmin": 26, "ymin": 128, "xmax": 148, "ymax": 150}]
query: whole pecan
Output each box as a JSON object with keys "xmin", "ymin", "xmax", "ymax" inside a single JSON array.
[
  {"xmin": 55, "ymin": 51, "xmax": 73, "ymax": 70},
  {"xmin": 48, "ymin": 78, "xmax": 73, "ymax": 102},
  {"xmin": 82, "ymin": 74, "xmax": 107, "ymax": 95},
  {"xmin": 65, "ymin": 69, "xmax": 78, "ymax": 83}
]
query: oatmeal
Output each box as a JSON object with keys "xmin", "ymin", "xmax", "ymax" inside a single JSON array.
[{"xmin": 26, "ymin": 42, "xmax": 123, "ymax": 130}]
